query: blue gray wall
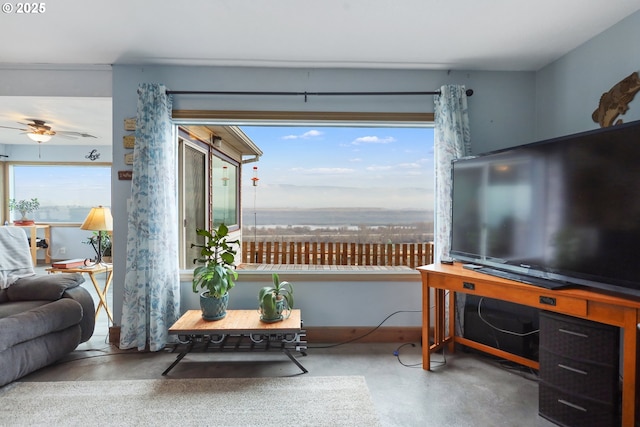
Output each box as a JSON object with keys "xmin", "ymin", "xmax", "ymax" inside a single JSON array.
[
  {"xmin": 110, "ymin": 65, "xmax": 537, "ymax": 327},
  {"xmin": 534, "ymin": 10, "xmax": 640, "ymax": 139}
]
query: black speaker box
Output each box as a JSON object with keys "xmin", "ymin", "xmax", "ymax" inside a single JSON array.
[{"xmin": 463, "ymin": 295, "xmax": 538, "ymax": 361}]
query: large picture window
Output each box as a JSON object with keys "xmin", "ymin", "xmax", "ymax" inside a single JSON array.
[{"xmin": 9, "ymin": 164, "xmax": 111, "ymax": 223}]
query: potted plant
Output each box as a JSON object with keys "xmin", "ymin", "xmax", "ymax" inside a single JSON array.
[
  {"xmin": 8, "ymin": 198, "xmax": 40, "ymax": 225},
  {"xmin": 258, "ymin": 273, "xmax": 294, "ymax": 323},
  {"xmin": 83, "ymin": 231, "xmax": 112, "ymax": 263},
  {"xmin": 191, "ymin": 223, "xmax": 239, "ymax": 320}
]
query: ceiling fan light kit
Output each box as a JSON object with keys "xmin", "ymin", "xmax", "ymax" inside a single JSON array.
[{"xmin": 27, "ymin": 132, "xmax": 53, "ymax": 143}]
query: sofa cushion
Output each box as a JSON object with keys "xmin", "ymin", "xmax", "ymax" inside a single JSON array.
[
  {"xmin": 0, "ymin": 300, "xmax": 49, "ymax": 320},
  {"xmin": 0, "ymin": 298, "xmax": 83, "ymax": 351},
  {"xmin": 6, "ymin": 273, "xmax": 84, "ymax": 302}
]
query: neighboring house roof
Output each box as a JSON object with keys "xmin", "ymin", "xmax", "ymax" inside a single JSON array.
[{"xmin": 181, "ymin": 125, "xmax": 262, "ymax": 164}]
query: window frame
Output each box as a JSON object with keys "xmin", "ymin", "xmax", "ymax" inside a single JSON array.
[
  {"xmin": 173, "ymin": 111, "xmax": 434, "ymax": 272},
  {"xmin": 4, "ymin": 161, "xmax": 112, "ymax": 224},
  {"xmin": 177, "ymin": 127, "xmax": 241, "ymax": 269}
]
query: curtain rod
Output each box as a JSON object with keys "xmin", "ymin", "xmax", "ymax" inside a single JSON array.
[{"xmin": 166, "ymin": 89, "xmax": 474, "ymax": 101}]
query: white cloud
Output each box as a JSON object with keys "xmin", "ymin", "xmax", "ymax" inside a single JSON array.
[
  {"xmin": 397, "ymin": 162, "xmax": 422, "ymax": 169},
  {"xmin": 291, "ymin": 167, "xmax": 355, "ymax": 175},
  {"xmin": 349, "ymin": 158, "xmax": 363, "ymax": 163},
  {"xmin": 366, "ymin": 165, "xmax": 393, "ymax": 171},
  {"xmin": 352, "ymin": 136, "xmax": 396, "ymax": 145},
  {"xmin": 366, "ymin": 162, "xmax": 422, "ymax": 171},
  {"xmin": 282, "ymin": 130, "xmax": 323, "ymax": 140}
]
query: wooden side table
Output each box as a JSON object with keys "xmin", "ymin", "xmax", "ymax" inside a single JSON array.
[
  {"xmin": 46, "ymin": 264, "xmax": 113, "ymax": 322},
  {"xmin": 16, "ymin": 223, "xmax": 50, "ymax": 265}
]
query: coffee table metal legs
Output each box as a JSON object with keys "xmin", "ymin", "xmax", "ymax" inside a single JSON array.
[
  {"xmin": 283, "ymin": 347, "xmax": 308, "ymax": 374},
  {"xmin": 162, "ymin": 332, "xmax": 308, "ymax": 375}
]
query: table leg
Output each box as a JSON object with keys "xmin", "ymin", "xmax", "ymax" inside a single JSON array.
[
  {"xmin": 422, "ymin": 282, "xmax": 431, "ymax": 370},
  {"xmin": 283, "ymin": 347, "xmax": 308, "ymax": 374},
  {"xmin": 43, "ymin": 226, "xmax": 50, "ymax": 264},
  {"xmin": 29, "ymin": 227, "xmax": 37, "ymax": 266},
  {"xmin": 162, "ymin": 341, "xmax": 194, "ymax": 376},
  {"xmin": 88, "ymin": 269, "xmax": 113, "ymax": 322},
  {"xmin": 620, "ymin": 309, "xmax": 637, "ymax": 426}
]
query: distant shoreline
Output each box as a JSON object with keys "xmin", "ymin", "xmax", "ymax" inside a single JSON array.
[{"xmin": 242, "ymin": 207, "xmax": 433, "ymax": 227}]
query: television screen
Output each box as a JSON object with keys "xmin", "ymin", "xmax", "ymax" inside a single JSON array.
[{"xmin": 450, "ymin": 120, "xmax": 640, "ymax": 297}]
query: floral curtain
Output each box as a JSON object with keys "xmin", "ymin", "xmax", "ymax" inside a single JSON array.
[
  {"xmin": 119, "ymin": 83, "xmax": 180, "ymax": 352},
  {"xmin": 434, "ymin": 85, "xmax": 471, "ymax": 263},
  {"xmin": 434, "ymin": 85, "xmax": 471, "ymax": 337}
]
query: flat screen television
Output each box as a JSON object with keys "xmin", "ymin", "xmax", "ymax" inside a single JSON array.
[{"xmin": 450, "ymin": 120, "xmax": 640, "ymax": 297}]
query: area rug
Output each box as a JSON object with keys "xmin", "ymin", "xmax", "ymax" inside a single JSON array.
[{"xmin": 0, "ymin": 376, "xmax": 381, "ymax": 426}]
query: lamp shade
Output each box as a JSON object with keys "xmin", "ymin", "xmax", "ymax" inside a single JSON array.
[{"xmin": 80, "ymin": 206, "xmax": 113, "ymax": 231}]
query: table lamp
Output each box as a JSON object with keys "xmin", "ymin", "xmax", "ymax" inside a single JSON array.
[{"xmin": 80, "ymin": 206, "xmax": 113, "ymax": 264}]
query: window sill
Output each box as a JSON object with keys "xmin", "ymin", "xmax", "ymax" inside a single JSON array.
[{"xmin": 180, "ymin": 264, "xmax": 421, "ymax": 283}]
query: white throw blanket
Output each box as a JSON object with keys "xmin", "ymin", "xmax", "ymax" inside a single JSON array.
[{"xmin": 0, "ymin": 226, "xmax": 36, "ymax": 289}]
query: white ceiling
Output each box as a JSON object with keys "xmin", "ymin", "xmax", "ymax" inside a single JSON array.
[
  {"xmin": 0, "ymin": 97, "xmax": 112, "ymax": 146},
  {"xmin": 1, "ymin": 0, "xmax": 639, "ymax": 146}
]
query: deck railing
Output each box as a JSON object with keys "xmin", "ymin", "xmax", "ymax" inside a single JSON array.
[{"xmin": 241, "ymin": 241, "xmax": 434, "ymax": 269}]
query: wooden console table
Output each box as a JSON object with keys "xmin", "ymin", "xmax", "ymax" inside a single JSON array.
[
  {"xmin": 418, "ymin": 263, "xmax": 640, "ymax": 426},
  {"xmin": 163, "ymin": 309, "xmax": 307, "ymax": 375}
]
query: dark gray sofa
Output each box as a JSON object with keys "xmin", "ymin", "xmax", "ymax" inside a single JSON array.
[{"xmin": 0, "ymin": 227, "xmax": 95, "ymax": 387}]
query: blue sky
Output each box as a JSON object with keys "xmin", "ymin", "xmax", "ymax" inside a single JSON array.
[
  {"xmin": 13, "ymin": 165, "xmax": 111, "ymax": 207},
  {"xmin": 239, "ymin": 126, "xmax": 434, "ymax": 209},
  {"xmin": 11, "ymin": 126, "xmax": 434, "ymax": 216}
]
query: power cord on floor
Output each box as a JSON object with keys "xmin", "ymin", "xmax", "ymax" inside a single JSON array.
[
  {"xmin": 307, "ymin": 310, "xmax": 421, "ymax": 349},
  {"xmin": 393, "ymin": 343, "xmax": 421, "ymax": 368},
  {"xmin": 393, "ymin": 341, "xmax": 447, "ymax": 369}
]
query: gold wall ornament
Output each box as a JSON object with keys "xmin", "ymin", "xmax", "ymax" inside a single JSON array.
[
  {"xmin": 592, "ymin": 71, "xmax": 640, "ymax": 127},
  {"xmin": 123, "ymin": 135, "xmax": 135, "ymax": 148},
  {"xmin": 124, "ymin": 118, "xmax": 136, "ymax": 131}
]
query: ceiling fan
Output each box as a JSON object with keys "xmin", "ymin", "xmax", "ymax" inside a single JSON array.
[{"xmin": 0, "ymin": 119, "xmax": 97, "ymax": 143}]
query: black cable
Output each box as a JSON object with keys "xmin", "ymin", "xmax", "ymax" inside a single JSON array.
[
  {"xmin": 393, "ymin": 343, "xmax": 422, "ymax": 368},
  {"xmin": 477, "ymin": 297, "xmax": 540, "ymax": 337},
  {"xmin": 308, "ymin": 309, "xmax": 421, "ymax": 349}
]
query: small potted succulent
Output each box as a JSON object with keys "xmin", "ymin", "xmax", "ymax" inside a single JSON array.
[
  {"xmin": 191, "ymin": 223, "xmax": 239, "ymax": 320},
  {"xmin": 8, "ymin": 198, "xmax": 40, "ymax": 225},
  {"xmin": 258, "ymin": 273, "xmax": 294, "ymax": 323}
]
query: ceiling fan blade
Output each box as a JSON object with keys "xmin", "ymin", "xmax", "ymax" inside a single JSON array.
[
  {"xmin": 0, "ymin": 125, "xmax": 29, "ymax": 131},
  {"xmin": 56, "ymin": 131, "xmax": 97, "ymax": 138},
  {"xmin": 54, "ymin": 134, "xmax": 78, "ymax": 140}
]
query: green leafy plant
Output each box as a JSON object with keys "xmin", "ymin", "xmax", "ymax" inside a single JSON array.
[
  {"xmin": 83, "ymin": 231, "xmax": 112, "ymax": 258},
  {"xmin": 259, "ymin": 273, "xmax": 295, "ymax": 316},
  {"xmin": 8, "ymin": 198, "xmax": 40, "ymax": 219},
  {"xmin": 191, "ymin": 223, "xmax": 239, "ymax": 298}
]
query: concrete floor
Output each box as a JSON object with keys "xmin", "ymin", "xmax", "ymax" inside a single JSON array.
[{"xmin": 22, "ymin": 267, "xmax": 556, "ymax": 427}]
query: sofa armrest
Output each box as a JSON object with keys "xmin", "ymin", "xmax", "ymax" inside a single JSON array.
[
  {"xmin": 0, "ymin": 299, "xmax": 83, "ymax": 351},
  {"xmin": 63, "ymin": 286, "xmax": 96, "ymax": 343},
  {"xmin": 6, "ymin": 273, "xmax": 85, "ymax": 302}
]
